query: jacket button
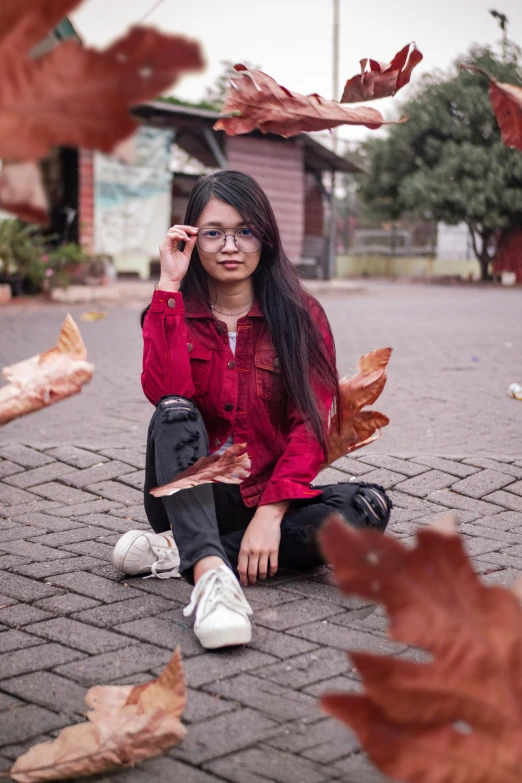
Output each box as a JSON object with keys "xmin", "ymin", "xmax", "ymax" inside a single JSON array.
[
  {"xmin": 167, "ymin": 298, "xmax": 175, "ymax": 308},
  {"xmin": 228, "ymin": 360, "xmax": 235, "ymax": 370},
  {"xmin": 187, "ymin": 342, "xmax": 193, "ymax": 352},
  {"xmin": 224, "ymin": 403, "xmax": 234, "ymax": 412},
  {"xmin": 214, "ymin": 438, "xmax": 220, "ymax": 447},
  {"xmin": 273, "ymin": 357, "xmax": 280, "ymax": 368}
]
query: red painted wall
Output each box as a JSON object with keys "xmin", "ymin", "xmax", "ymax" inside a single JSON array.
[
  {"xmin": 493, "ymin": 228, "xmax": 522, "ymax": 283},
  {"xmin": 78, "ymin": 149, "xmax": 94, "ymax": 254}
]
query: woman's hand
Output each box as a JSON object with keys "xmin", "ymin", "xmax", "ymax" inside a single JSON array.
[
  {"xmin": 157, "ymin": 225, "xmax": 198, "ymax": 289},
  {"xmin": 238, "ymin": 516, "xmax": 281, "ymax": 586},
  {"xmin": 238, "ymin": 501, "xmax": 289, "ymax": 586}
]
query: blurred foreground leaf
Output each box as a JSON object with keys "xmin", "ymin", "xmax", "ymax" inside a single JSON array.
[{"xmin": 319, "ymin": 515, "xmax": 522, "ymax": 783}]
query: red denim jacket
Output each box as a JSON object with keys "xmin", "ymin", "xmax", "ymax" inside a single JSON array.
[{"xmin": 141, "ymin": 289, "xmax": 335, "ymax": 507}]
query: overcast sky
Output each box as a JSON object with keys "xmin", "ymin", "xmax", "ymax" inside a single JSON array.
[{"xmin": 71, "ymin": 0, "xmax": 522, "ymax": 146}]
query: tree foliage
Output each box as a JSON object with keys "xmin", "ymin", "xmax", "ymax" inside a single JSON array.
[{"xmin": 359, "ymin": 43, "xmax": 522, "ymax": 279}]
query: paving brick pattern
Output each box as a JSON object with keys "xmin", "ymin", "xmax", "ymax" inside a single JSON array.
[
  {"xmin": 0, "ymin": 448, "xmax": 521, "ymax": 782},
  {"xmin": 0, "ymin": 284, "xmax": 521, "ymax": 778}
]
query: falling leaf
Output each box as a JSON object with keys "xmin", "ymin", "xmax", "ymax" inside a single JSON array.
[
  {"xmin": 324, "ymin": 348, "xmax": 391, "ymax": 466},
  {"xmin": 430, "ymin": 514, "xmax": 458, "ymax": 536},
  {"xmin": 10, "ymin": 647, "xmax": 186, "ymax": 782},
  {"xmin": 214, "ymin": 65, "xmax": 396, "ymax": 138},
  {"xmin": 0, "ymin": 0, "xmax": 204, "ymax": 162},
  {"xmin": 318, "ymin": 514, "xmax": 522, "ymax": 783},
  {"xmin": 150, "ymin": 443, "xmax": 251, "ymax": 497},
  {"xmin": 0, "ymin": 161, "xmax": 48, "ymax": 223},
  {"xmin": 0, "ymin": 314, "xmax": 93, "ymax": 425},
  {"xmin": 511, "ymin": 575, "xmax": 522, "ymax": 604},
  {"xmin": 80, "ymin": 311, "xmax": 107, "ymax": 322},
  {"xmin": 461, "ymin": 65, "xmax": 522, "ymax": 153},
  {"xmin": 341, "ymin": 43, "xmax": 423, "ymax": 103}
]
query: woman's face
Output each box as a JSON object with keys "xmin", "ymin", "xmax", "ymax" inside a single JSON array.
[{"xmin": 196, "ymin": 197, "xmax": 262, "ymax": 284}]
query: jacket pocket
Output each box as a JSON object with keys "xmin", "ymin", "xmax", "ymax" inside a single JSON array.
[
  {"xmin": 255, "ymin": 349, "xmax": 284, "ymax": 402},
  {"xmin": 188, "ymin": 341, "xmax": 213, "ymax": 395}
]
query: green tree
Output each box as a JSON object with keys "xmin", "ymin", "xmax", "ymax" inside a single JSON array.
[{"xmin": 359, "ymin": 43, "xmax": 522, "ymax": 280}]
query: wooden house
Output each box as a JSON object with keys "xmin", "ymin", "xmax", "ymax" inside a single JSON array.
[{"xmin": 77, "ymin": 102, "xmax": 361, "ymax": 280}]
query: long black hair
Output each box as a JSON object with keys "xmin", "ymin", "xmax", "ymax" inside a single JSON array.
[{"xmin": 142, "ymin": 170, "xmax": 340, "ymax": 456}]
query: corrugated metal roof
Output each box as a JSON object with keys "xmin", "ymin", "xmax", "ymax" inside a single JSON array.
[{"xmin": 134, "ymin": 101, "xmax": 363, "ymax": 174}]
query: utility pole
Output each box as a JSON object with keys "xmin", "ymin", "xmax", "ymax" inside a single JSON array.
[
  {"xmin": 489, "ymin": 9, "xmax": 509, "ymax": 62},
  {"xmin": 325, "ymin": 0, "xmax": 340, "ymax": 280}
]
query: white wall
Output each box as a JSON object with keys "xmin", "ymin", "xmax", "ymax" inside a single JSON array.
[{"xmin": 436, "ymin": 222, "xmax": 473, "ymax": 261}]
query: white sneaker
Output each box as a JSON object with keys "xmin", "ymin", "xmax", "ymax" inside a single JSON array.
[
  {"xmin": 183, "ymin": 565, "xmax": 253, "ymax": 649},
  {"xmin": 111, "ymin": 529, "xmax": 181, "ymax": 579}
]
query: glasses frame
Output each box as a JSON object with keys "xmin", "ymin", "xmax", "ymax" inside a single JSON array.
[{"xmin": 196, "ymin": 226, "xmax": 262, "ymax": 255}]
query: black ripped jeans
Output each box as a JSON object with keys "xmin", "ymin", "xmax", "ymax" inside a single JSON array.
[{"xmin": 144, "ymin": 396, "xmax": 392, "ymax": 583}]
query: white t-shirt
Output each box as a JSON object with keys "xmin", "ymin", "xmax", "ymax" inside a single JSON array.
[{"xmin": 214, "ymin": 332, "xmax": 237, "ymax": 455}]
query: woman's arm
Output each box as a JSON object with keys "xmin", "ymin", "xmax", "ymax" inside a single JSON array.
[
  {"xmin": 141, "ymin": 289, "xmax": 195, "ymax": 404},
  {"xmin": 141, "ymin": 225, "xmax": 199, "ymax": 404}
]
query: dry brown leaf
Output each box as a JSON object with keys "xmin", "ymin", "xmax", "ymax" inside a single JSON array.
[
  {"xmin": 511, "ymin": 575, "xmax": 522, "ymax": 604},
  {"xmin": 10, "ymin": 648, "xmax": 186, "ymax": 783},
  {"xmin": 0, "ymin": 0, "xmax": 81, "ymax": 53},
  {"xmin": 80, "ymin": 311, "xmax": 107, "ymax": 322},
  {"xmin": 126, "ymin": 641, "xmax": 186, "ymax": 717},
  {"xmin": 318, "ymin": 515, "xmax": 522, "ymax": 783},
  {"xmin": 214, "ymin": 65, "xmax": 396, "ymax": 138},
  {"xmin": 324, "ymin": 348, "xmax": 391, "ymax": 466},
  {"xmin": 150, "ymin": 443, "xmax": 251, "ymax": 497},
  {"xmin": 430, "ymin": 514, "xmax": 459, "ymax": 536},
  {"xmin": 341, "ymin": 43, "xmax": 423, "ymax": 103},
  {"xmin": 0, "ymin": 0, "xmax": 204, "ymax": 162},
  {"xmin": 461, "ymin": 65, "xmax": 522, "ymax": 153},
  {"xmin": 0, "ymin": 314, "xmax": 93, "ymax": 425},
  {"xmin": 0, "ymin": 161, "xmax": 48, "ymax": 223}
]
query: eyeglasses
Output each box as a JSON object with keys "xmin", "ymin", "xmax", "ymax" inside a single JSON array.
[{"xmin": 197, "ymin": 227, "xmax": 262, "ymax": 254}]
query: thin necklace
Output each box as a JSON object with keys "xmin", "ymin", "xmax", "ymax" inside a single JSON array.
[{"xmin": 211, "ymin": 301, "xmax": 253, "ymax": 316}]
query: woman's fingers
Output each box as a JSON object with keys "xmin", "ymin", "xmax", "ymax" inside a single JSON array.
[
  {"xmin": 167, "ymin": 225, "xmax": 198, "ymax": 240},
  {"xmin": 269, "ymin": 550, "xmax": 278, "ymax": 578},
  {"xmin": 247, "ymin": 554, "xmax": 259, "ymax": 585},
  {"xmin": 168, "ymin": 224, "xmax": 199, "ymax": 233},
  {"xmin": 184, "ymin": 232, "xmax": 198, "ymax": 254},
  {"xmin": 238, "ymin": 550, "xmax": 249, "ymax": 587},
  {"xmin": 258, "ymin": 553, "xmax": 269, "ymax": 581},
  {"xmin": 167, "ymin": 229, "xmax": 190, "ymax": 243}
]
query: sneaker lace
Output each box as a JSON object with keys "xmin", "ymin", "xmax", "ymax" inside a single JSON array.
[
  {"xmin": 143, "ymin": 537, "xmax": 180, "ymax": 580},
  {"xmin": 183, "ymin": 567, "xmax": 252, "ymax": 621}
]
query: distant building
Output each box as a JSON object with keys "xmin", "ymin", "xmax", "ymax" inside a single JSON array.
[
  {"xmin": 76, "ymin": 103, "xmax": 361, "ymax": 280},
  {"xmin": 436, "ymin": 223, "xmax": 473, "ymax": 262}
]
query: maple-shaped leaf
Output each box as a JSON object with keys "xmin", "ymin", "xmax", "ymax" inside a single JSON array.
[
  {"xmin": 461, "ymin": 65, "xmax": 522, "ymax": 153},
  {"xmin": 318, "ymin": 515, "xmax": 522, "ymax": 783},
  {"xmin": 10, "ymin": 647, "xmax": 186, "ymax": 782},
  {"xmin": 0, "ymin": 2, "xmax": 204, "ymax": 162},
  {"xmin": 324, "ymin": 347, "xmax": 391, "ymax": 467},
  {"xmin": 0, "ymin": 0, "xmax": 81, "ymax": 54},
  {"xmin": 0, "ymin": 161, "xmax": 48, "ymax": 223},
  {"xmin": 214, "ymin": 65, "xmax": 396, "ymax": 138},
  {"xmin": 341, "ymin": 43, "xmax": 423, "ymax": 103},
  {"xmin": 150, "ymin": 443, "xmax": 251, "ymax": 497},
  {"xmin": 0, "ymin": 314, "xmax": 93, "ymax": 425}
]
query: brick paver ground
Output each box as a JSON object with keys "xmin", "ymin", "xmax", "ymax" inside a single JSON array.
[
  {"xmin": 1, "ymin": 282, "xmax": 522, "ymax": 781},
  {"xmin": 0, "ymin": 448, "xmax": 521, "ymax": 782},
  {"xmin": 1, "ymin": 281, "xmax": 521, "ymax": 454}
]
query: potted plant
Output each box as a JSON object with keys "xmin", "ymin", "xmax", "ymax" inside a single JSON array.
[
  {"xmin": 45, "ymin": 242, "xmax": 90, "ymax": 289},
  {"xmin": 0, "ymin": 220, "xmax": 47, "ymax": 295}
]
